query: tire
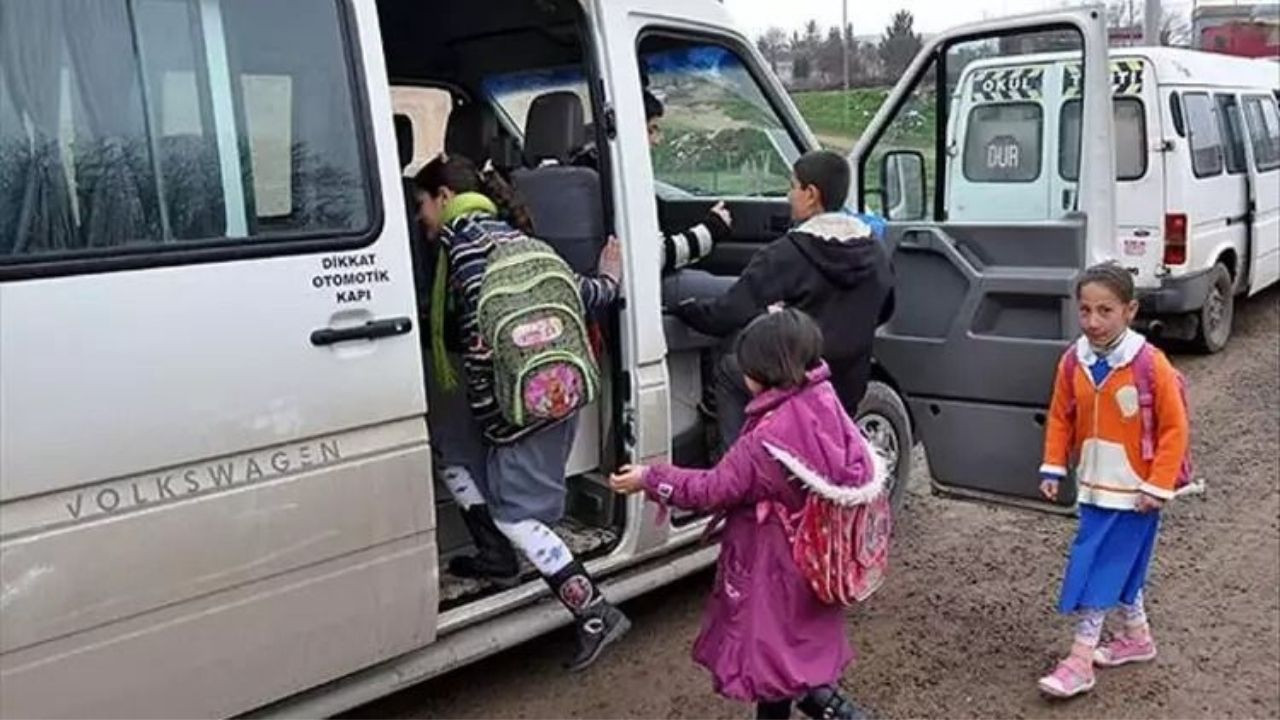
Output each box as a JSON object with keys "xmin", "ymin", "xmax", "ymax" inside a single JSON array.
[
  {"xmin": 1193, "ymin": 263, "xmax": 1234, "ymax": 354},
  {"xmin": 855, "ymin": 380, "xmax": 913, "ymax": 513}
]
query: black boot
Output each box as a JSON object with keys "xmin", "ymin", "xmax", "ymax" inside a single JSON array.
[
  {"xmin": 448, "ymin": 505, "xmax": 520, "ymax": 586},
  {"xmin": 546, "ymin": 561, "xmax": 632, "ymax": 672},
  {"xmin": 797, "ymin": 686, "xmax": 870, "ymax": 720},
  {"xmin": 756, "ymin": 699, "xmax": 794, "ymax": 719}
]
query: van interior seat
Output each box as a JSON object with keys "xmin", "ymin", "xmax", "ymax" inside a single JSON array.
[
  {"xmin": 662, "ymin": 314, "xmax": 721, "ymax": 351},
  {"xmin": 510, "ymin": 91, "xmax": 604, "ymax": 274},
  {"xmin": 444, "ymin": 98, "xmax": 494, "ymax": 165}
]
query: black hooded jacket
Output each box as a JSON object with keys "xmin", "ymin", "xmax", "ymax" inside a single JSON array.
[{"xmin": 673, "ymin": 212, "xmax": 895, "ymax": 411}]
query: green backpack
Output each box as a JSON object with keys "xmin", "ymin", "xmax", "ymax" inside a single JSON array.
[{"xmin": 477, "ymin": 237, "xmax": 599, "ymax": 427}]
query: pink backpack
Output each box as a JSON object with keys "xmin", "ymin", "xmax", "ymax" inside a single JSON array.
[
  {"xmin": 763, "ymin": 449, "xmax": 892, "ymax": 607},
  {"xmin": 1061, "ymin": 342, "xmax": 1194, "ymax": 490}
]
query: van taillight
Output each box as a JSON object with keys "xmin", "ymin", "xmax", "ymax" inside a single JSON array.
[{"xmin": 1163, "ymin": 213, "xmax": 1187, "ymax": 265}]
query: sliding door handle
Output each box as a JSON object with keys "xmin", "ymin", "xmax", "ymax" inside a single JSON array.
[{"xmin": 311, "ymin": 317, "xmax": 413, "ymax": 346}]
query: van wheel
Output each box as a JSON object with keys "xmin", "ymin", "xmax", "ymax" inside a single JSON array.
[
  {"xmin": 1194, "ymin": 263, "xmax": 1234, "ymax": 354},
  {"xmin": 856, "ymin": 381, "xmax": 913, "ymax": 513}
]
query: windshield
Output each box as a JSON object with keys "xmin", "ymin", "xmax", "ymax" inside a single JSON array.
[
  {"xmin": 642, "ymin": 43, "xmax": 800, "ymax": 197},
  {"xmin": 484, "ymin": 66, "xmax": 592, "ymax": 137}
]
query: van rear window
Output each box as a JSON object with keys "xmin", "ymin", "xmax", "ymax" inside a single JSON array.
[
  {"xmin": 962, "ymin": 103, "xmax": 1043, "ymax": 183},
  {"xmin": 0, "ymin": 0, "xmax": 373, "ymax": 268},
  {"xmin": 1059, "ymin": 98, "xmax": 1147, "ymax": 181}
]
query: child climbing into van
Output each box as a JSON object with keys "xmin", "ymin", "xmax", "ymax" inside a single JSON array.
[
  {"xmin": 671, "ymin": 150, "xmax": 893, "ymax": 448},
  {"xmin": 414, "ymin": 153, "xmax": 630, "ymax": 672},
  {"xmin": 611, "ymin": 309, "xmax": 887, "ymax": 720},
  {"xmin": 1037, "ymin": 263, "xmax": 1191, "ymax": 699}
]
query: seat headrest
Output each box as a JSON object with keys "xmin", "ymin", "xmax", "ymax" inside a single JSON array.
[
  {"xmin": 393, "ymin": 113, "xmax": 414, "ymax": 171},
  {"xmin": 445, "ymin": 101, "xmax": 487, "ymax": 163},
  {"xmin": 523, "ymin": 91, "xmax": 586, "ymax": 167}
]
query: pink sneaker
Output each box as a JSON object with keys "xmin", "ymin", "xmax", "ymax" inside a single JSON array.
[
  {"xmin": 1038, "ymin": 656, "xmax": 1096, "ymax": 699},
  {"xmin": 1094, "ymin": 635, "xmax": 1158, "ymax": 667}
]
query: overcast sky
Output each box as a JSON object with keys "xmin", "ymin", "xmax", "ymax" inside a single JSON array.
[{"xmin": 722, "ymin": 0, "xmax": 1199, "ymax": 39}]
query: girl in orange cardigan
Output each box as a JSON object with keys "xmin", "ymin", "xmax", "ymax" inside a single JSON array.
[{"xmin": 1036, "ymin": 264, "xmax": 1190, "ymax": 699}]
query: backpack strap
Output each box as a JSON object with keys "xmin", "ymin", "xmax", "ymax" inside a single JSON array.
[{"xmin": 1132, "ymin": 342, "xmax": 1158, "ymax": 462}]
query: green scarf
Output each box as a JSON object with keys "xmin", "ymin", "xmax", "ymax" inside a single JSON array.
[{"xmin": 430, "ymin": 193, "xmax": 498, "ymax": 393}]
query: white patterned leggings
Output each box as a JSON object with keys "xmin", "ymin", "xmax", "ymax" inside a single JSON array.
[{"xmin": 1074, "ymin": 590, "xmax": 1150, "ymax": 647}]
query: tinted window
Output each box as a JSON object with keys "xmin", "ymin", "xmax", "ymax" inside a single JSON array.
[
  {"xmin": 1169, "ymin": 92, "xmax": 1185, "ymax": 137},
  {"xmin": 1216, "ymin": 95, "xmax": 1248, "ymax": 175},
  {"xmin": 1243, "ymin": 95, "xmax": 1280, "ymax": 172},
  {"xmin": 1059, "ymin": 98, "xmax": 1147, "ymax": 181},
  {"xmin": 0, "ymin": 0, "xmax": 372, "ymax": 264},
  {"xmin": 391, "ymin": 86, "xmax": 454, "ymax": 176},
  {"xmin": 963, "ymin": 103, "xmax": 1044, "ymax": 183},
  {"xmin": 1183, "ymin": 93, "xmax": 1223, "ymax": 178}
]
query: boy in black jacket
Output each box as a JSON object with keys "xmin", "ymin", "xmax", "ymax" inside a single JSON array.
[{"xmin": 673, "ymin": 150, "xmax": 894, "ymax": 445}]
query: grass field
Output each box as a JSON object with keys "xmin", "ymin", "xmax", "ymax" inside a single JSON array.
[
  {"xmin": 788, "ymin": 87, "xmax": 942, "ymax": 213},
  {"xmin": 650, "ymin": 86, "xmax": 939, "ymax": 204},
  {"xmin": 790, "ymin": 87, "xmax": 936, "ymax": 155}
]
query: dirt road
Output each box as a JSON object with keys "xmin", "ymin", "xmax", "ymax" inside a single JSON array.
[{"xmin": 351, "ymin": 289, "xmax": 1280, "ymax": 720}]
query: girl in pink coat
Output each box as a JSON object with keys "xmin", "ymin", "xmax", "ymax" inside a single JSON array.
[{"xmin": 612, "ymin": 309, "xmax": 885, "ymax": 720}]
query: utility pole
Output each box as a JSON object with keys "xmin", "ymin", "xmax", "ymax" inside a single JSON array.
[
  {"xmin": 1144, "ymin": 0, "xmax": 1162, "ymax": 44},
  {"xmin": 841, "ymin": 0, "xmax": 850, "ymax": 92},
  {"xmin": 841, "ymin": 0, "xmax": 850, "ymax": 132}
]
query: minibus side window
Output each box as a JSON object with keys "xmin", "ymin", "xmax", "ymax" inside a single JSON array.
[
  {"xmin": 1242, "ymin": 95, "xmax": 1280, "ymax": 173},
  {"xmin": 1169, "ymin": 92, "xmax": 1186, "ymax": 137},
  {"xmin": 1215, "ymin": 94, "xmax": 1249, "ymax": 175},
  {"xmin": 391, "ymin": 87, "xmax": 454, "ymax": 176},
  {"xmin": 1183, "ymin": 92, "xmax": 1224, "ymax": 178},
  {"xmin": 0, "ymin": 0, "xmax": 373, "ymax": 267}
]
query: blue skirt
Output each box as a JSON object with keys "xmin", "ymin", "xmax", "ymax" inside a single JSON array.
[{"xmin": 1058, "ymin": 505, "xmax": 1161, "ymax": 614}]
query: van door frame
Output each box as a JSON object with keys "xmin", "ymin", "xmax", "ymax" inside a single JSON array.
[
  {"xmin": 1214, "ymin": 91, "xmax": 1253, "ymax": 294},
  {"xmin": 849, "ymin": 7, "xmax": 1116, "ymax": 511},
  {"xmin": 587, "ymin": 0, "xmax": 820, "ymax": 550},
  {"xmin": 1238, "ymin": 92, "xmax": 1280, "ymax": 295}
]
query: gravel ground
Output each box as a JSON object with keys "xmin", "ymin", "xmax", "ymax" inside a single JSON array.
[{"xmin": 350, "ymin": 288, "xmax": 1280, "ymax": 720}]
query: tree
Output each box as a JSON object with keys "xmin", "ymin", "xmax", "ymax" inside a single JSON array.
[
  {"xmin": 1159, "ymin": 11, "xmax": 1192, "ymax": 47},
  {"xmin": 755, "ymin": 27, "xmax": 789, "ymax": 71},
  {"xmin": 818, "ymin": 27, "xmax": 846, "ymax": 82},
  {"xmin": 793, "ymin": 54, "xmax": 813, "ymax": 82},
  {"xmin": 854, "ymin": 40, "xmax": 883, "ymax": 85},
  {"xmin": 1107, "ymin": 0, "xmax": 1141, "ymax": 31},
  {"xmin": 1107, "ymin": 1, "xmax": 1191, "ymax": 46},
  {"xmin": 790, "ymin": 23, "xmax": 822, "ymax": 83},
  {"xmin": 803, "ymin": 19, "xmax": 822, "ymax": 49},
  {"xmin": 879, "ymin": 10, "xmax": 923, "ymax": 81}
]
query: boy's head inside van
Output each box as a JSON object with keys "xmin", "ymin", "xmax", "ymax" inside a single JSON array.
[
  {"xmin": 643, "ymin": 90, "xmax": 665, "ymax": 147},
  {"xmin": 736, "ymin": 308, "xmax": 825, "ymax": 395},
  {"xmin": 1076, "ymin": 262, "xmax": 1138, "ymax": 350},
  {"xmin": 790, "ymin": 150, "xmax": 850, "ymax": 222}
]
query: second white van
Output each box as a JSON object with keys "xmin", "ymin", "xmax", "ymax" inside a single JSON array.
[{"xmin": 945, "ymin": 47, "xmax": 1280, "ymax": 351}]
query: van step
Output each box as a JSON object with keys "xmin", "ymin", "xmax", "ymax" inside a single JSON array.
[{"xmin": 439, "ymin": 518, "xmax": 619, "ymax": 605}]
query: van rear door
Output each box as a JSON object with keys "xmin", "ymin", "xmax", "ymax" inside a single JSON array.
[
  {"xmin": 852, "ymin": 10, "xmax": 1114, "ymax": 510},
  {"xmin": 947, "ymin": 61, "xmax": 1054, "ymax": 221},
  {"xmin": 0, "ymin": 2, "xmax": 434, "ymax": 716}
]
